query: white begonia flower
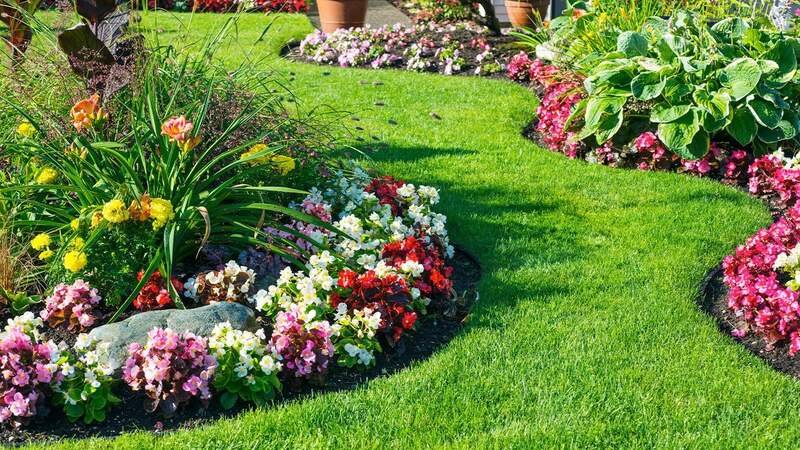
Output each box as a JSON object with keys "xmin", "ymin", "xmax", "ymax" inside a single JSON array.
[
  {"xmin": 401, "ymin": 260, "xmax": 425, "ymax": 278},
  {"xmin": 396, "ymin": 183, "xmax": 416, "ymax": 198}
]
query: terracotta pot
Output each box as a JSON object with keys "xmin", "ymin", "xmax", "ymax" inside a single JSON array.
[
  {"xmin": 317, "ymin": 0, "xmax": 369, "ymax": 33},
  {"xmin": 505, "ymin": 0, "xmax": 549, "ymax": 28}
]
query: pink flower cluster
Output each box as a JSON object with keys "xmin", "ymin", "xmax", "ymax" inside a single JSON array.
[
  {"xmin": 535, "ymin": 80, "xmax": 584, "ymax": 158},
  {"xmin": 0, "ymin": 324, "xmax": 60, "ymax": 426},
  {"xmin": 632, "ymin": 132, "xmax": 676, "ymax": 170},
  {"xmin": 723, "ymin": 206, "xmax": 800, "ymax": 353},
  {"xmin": 749, "ymin": 155, "xmax": 800, "ymax": 210},
  {"xmin": 506, "ymin": 54, "xmax": 558, "ymax": 85},
  {"xmin": 270, "ymin": 307, "xmax": 334, "ymax": 379},
  {"xmin": 123, "ymin": 328, "xmax": 217, "ymax": 416},
  {"xmin": 40, "ymin": 280, "xmax": 101, "ymax": 331}
]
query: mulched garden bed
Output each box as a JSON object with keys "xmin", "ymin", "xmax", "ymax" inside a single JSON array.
[
  {"xmin": 1, "ymin": 247, "xmax": 481, "ymax": 446},
  {"xmin": 697, "ymin": 265, "xmax": 800, "ymax": 378}
]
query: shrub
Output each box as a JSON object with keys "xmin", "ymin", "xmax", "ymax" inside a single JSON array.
[
  {"xmin": 208, "ymin": 322, "xmax": 281, "ymax": 409},
  {"xmin": 39, "ymin": 280, "xmax": 102, "ymax": 331},
  {"xmin": 122, "ymin": 328, "xmax": 217, "ymax": 416},
  {"xmin": 52, "ymin": 334, "xmax": 119, "ymax": 424},
  {"xmin": 0, "ymin": 313, "xmax": 61, "ymax": 427}
]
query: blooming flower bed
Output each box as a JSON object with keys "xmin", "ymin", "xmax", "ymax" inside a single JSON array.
[{"xmin": 297, "ymin": 22, "xmax": 511, "ymax": 76}]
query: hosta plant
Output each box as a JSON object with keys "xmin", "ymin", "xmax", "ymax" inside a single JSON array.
[{"xmin": 573, "ymin": 11, "xmax": 800, "ymax": 159}]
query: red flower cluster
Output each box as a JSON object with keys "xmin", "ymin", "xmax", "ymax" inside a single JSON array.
[
  {"xmin": 366, "ymin": 176, "xmax": 407, "ymax": 215},
  {"xmin": 133, "ymin": 271, "xmax": 183, "ymax": 311},
  {"xmin": 192, "ymin": 0, "xmax": 234, "ymax": 12},
  {"xmin": 723, "ymin": 206, "xmax": 800, "ymax": 353},
  {"xmin": 382, "ymin": 236, "xmax": 454, "ymax": 299},
  {"xmin": 254, "ymin": 0, "xmax": 307, "ymax": 12},
  {"xmin": 332, "ymin": 270, "xmax": 417, "ymax": 344}
]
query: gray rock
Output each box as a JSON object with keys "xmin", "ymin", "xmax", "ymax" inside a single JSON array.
[{"xmin": 89, "ymin": 302, "xmax": 258, "ymax": 373}]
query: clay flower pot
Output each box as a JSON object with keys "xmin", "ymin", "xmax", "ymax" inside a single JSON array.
[
  {"xmin": 317, "ymin": 0, "xmax": 369, "ymax": 33},
  {"xmin": 505, "ymin": 0, "xmax": 549, "ymax": 28}
]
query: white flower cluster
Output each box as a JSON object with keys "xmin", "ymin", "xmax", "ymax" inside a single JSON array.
[
  {"xmin": 332, "ymin": 304, "xmax": 383, "ymax": 367},
  {"xmin": 184, "ymin": 261, "xmax": 257, "ymax": 304},
  {"xmin": 3, "ymin": 311, "xmax": 43, "ymax": 339},
  {"xmin": 58, "ymin": 334, "xmax": 114, "ymax": 399},
  {"xmin": 774, "ymin": 244, "xmax": 800, "ymax": 290},
  {"xmin": 208, "ymin": 322, "xmax": 281, "ymax": 382},
  {"xmin": 251, "ymin": 251, "xmax": 337, "ymax": 320}
]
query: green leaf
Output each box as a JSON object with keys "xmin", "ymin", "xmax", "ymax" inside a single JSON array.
[
  {"xmin": 757, "ymin": 120, "xmax": 798, "ymax": 143},
  {"xmin": 631, "ymin": 72, "xmax": 665, "ymax": 101},
  {"xmin": 662, "ymin": 77, "xmax": 692, "ymax": 103},
  {"xmin": 720, "ymin": 57, "xmax": 762, "ymax": 101},
  {"xmin": 65, "ymin": 403, "xmax": 84, "ymax": 419},
  {"xmin": 220, "ymin": 391, "xmax": 239, "ymax": 410},
  {"xmin": 726, "ymin": 107, "xmax": 757, "ymax": 145},
  {"xmin": 658, "ymin": 109, "xmax": 700, "ymax": 151},
  {"xmin": 747, "ymin": 98, "xmax": 783, "ymax": 129},
  {"xmin": 650, "ymin": 104, "xmax": 691, "ymax": 123},
  {"xmin": 617, "ymin": 31, "xmax": 649, "ymax": 57},
  {"xmin": 765, "ymin": 40, "xmax": 797, "ymax": 83},
  {"xmin": 677, "ymin": 129, "xmax": 710, "ymax": 160}
]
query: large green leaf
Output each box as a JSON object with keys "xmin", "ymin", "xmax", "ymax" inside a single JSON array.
[
  {"xmin": 677, "ymin": 129, "xmax": 710, "ymax": 160},
  {"xmin": 657, "ymin": 109, "xmax": 700, "ymax": 151},
  {"xmin": 617, "ymin": 31, "xmax": 649, "ymax": 57},
  {"xmin": 720, "ymin": 57, "xmax": 762, "ymax": 101},
  {"xmin": 747, "ymin": 98, "xmax": 783, "ymax": 129},
  {"xmin": 765, "ymin": 40, "xmax": 797, "ymax": 84},
  {"xmin": 594, "ymin": 109, "xmax": 624, "ymax": 144},
  {"xmin": 631, "ymin": 72, "xmax": 665, "ymax": 101},
  {"xmin": 726, "ymin": 107, "xmax": 757, "ymax": 145},
  {"xmin": 757, "ymin": 119, "xmax": 798, "ymax": 143},
  {"xmin": 650, "ymin": 104, "xmax": 691, "ymax": 123}
]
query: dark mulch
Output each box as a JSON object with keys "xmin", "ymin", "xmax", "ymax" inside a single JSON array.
[
  {"xmin": 1, "ymin": 247, "xmax": 481, "ymax": 446},
  {"xmin": 698, "ymin": 265, "xmax": 800, "ymax": 380}
]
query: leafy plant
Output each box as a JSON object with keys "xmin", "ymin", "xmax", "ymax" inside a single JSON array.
[
  {"xmin": 0, "ymin": 0, "xmax": 43, "ymax": 64},
  {"xmin": 573, "ymin": 11, "xmax": 800, "ymax": 159}
]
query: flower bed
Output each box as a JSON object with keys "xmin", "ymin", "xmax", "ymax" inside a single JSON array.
[
  {"xmin": 0, "ymin": 20, "xmax": 480, "ymax": 442},
  {"xmin": 295, "ymin": 22, "xmax": 513, "ymax": 76}
]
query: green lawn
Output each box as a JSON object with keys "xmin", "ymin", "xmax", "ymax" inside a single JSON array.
[{"xmin": 25, "ymin": 11, "xmax": 800, "ymax": 449}]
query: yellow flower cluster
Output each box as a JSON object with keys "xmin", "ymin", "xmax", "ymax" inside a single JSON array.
[
  {"xmin": 149, "ymin": 198, "xmax": 174, "ymax": 230},
  {"xmin": 30, "ymin": 233, "xmax": 54, "ymax": 261},
  {"xmin": 240, "ymin": 144, "xmax": 296, "ymax": 175},
  {"xmin": 16, "ymin": 121, "xmax": 36, "ymax": 138},
  {"xmin": 35, "ymin": 167, "xmax": 58, "ymax": 185},
  {"xmin": 102, "ymin": 199, "xmax": 129, "ymax": 224},
  {"xmin": 64, "ymin": 250, "xmax": 88, "ymax": 273}
]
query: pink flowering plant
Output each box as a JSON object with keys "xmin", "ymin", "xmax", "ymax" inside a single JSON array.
[
  {"xmin": 0, "ymin": 313, "xmax": 61, "ymax": 427},
  {"xmin": 39, "ymin": 280, "xmax": 102, "ymax": 332},
  {"xmin": 122, "ymin": 328, "xmax": 217, "ymax": 417},
  {"xmin": 207, "ymin": 322, "xmax": 281, "ymax": 409},
  {"xmin": 52, "ymin": 334, "xmax": 119, "ymax": 424},
  {"xmin": 270, "ymin": 306, "xmax": 335, "ymax": 381}
]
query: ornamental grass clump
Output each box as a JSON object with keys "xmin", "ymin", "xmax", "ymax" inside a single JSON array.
[{"xmin": 122, "ymin": 328, "xmax": 216, "ymax": 417}]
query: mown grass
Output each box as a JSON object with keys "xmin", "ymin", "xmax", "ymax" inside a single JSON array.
[{"xmin": 18, "ymin": 11, "xmax": 800, "ymax": 449}]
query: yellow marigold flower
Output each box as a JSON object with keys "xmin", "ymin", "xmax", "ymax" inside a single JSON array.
[
  {"xmin": 271, "ymin": 155, "xmax": 296, "ymax": 175},
  {"xmin": 91, "ymin": 212, "xmax": 103, "ymax": 228},
  {"xmin": 70, "ymin": 219, "xmax": 81, "ymax": 231},
  {"xmin": 31, "ymin": 233, "xmax": 51, "ymax": 251},
  {"xmin": 35, "ymin": 167, "xmax": 58, "ymax": 185},
  {"xmin": 71, "ymin": 237, "xmax": 85, "ymax": 250},
  {"xmin": 71, "ymin": 93, "xmax": 108, "ymax": 132},
  {"xmin": 102, "ymin": 199, "xmax": 129, "ymax": 224},
  {"xmin": 240, "ymin": 143, "xmax": 270, "ymax": 165},
  {"xmin": 16, "ymin": 121, "xmax": 36, "ymax": 138},
  {"xmin": 39, "ymin": 250, "xmax": 54, "ymax": 261},
  {"xmin": 63, "ymin": 250, "xmax": 88, "ymax": 273},
  {"xmin": 149, "ymin": 198, "xmax": 174, "ymax": 230}
]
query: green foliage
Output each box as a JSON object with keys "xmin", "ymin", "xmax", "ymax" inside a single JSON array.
[{"xmin": 574, "ymin": 11, "xmax": 800, "ymax": 158}]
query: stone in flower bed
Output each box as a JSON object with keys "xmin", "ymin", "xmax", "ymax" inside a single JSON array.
[
  {"xmin": 295, "ymin": 22, "xmax": 513, "ymax": 76},
  {"xmin": 88, "ymin": 302, "xmax": 257, "ymax": 373}
]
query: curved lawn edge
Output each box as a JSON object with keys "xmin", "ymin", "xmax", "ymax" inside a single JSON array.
[{"xmin": 32, "ymin": 13, "xmax": 800, "ymax": 449}]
